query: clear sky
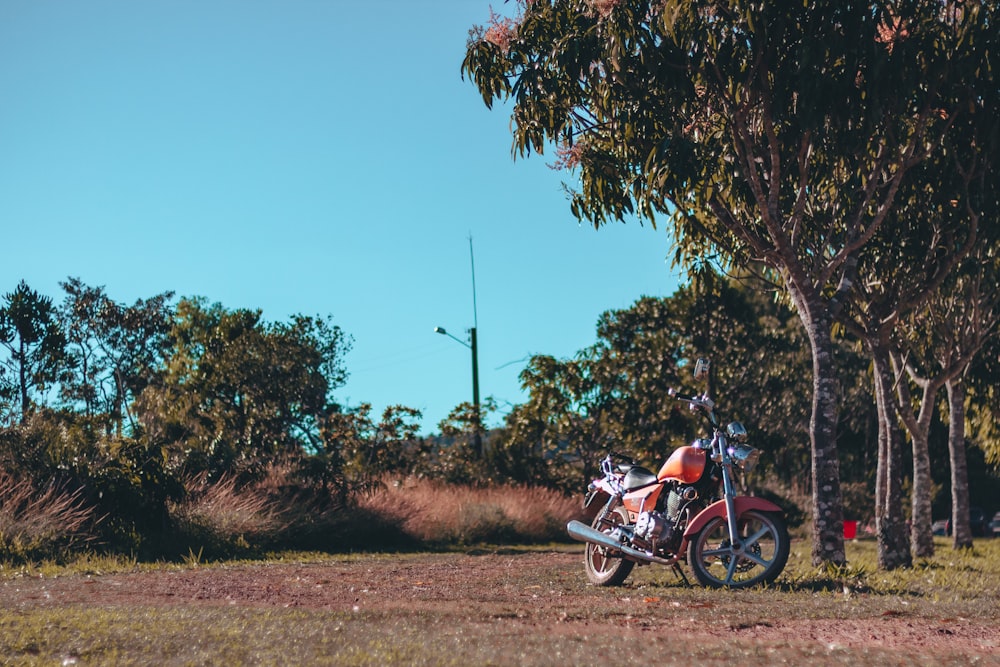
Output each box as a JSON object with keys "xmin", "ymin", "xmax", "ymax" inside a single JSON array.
[{"xmin": 0, "ymin": 1, "xmax": 680, "ymax": 434}]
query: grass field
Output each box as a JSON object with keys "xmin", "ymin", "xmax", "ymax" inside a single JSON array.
[{"xmin": 1, "ymin": 536, "xmax": 998, "ymax": 666}]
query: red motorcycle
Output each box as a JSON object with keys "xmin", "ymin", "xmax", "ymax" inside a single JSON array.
[{"xmin": 567, "ymin": 360, "xmax": 789, "ymax": 588}]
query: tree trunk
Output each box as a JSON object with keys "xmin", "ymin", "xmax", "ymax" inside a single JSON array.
[
  {"xmin": 946, "ymin": 378, "xmax": 973, "ymax": 550},
  {"xmin": 803, "ymin": 308, "xmax": 846, "ymax": 566},
  {"xmin": 909, "ymin": 428, "xmax": 935, "ymax": 558},
  {"xmin": 871, "ymin": 342, "xmax": 911, "ymax": 569},
  {"xmin": 889, "ymin": 353, "xmax": 940, "ymax": 559}
]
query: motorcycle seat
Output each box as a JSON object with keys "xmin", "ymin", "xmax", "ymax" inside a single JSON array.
[{"xmin": 623, "ymin": 466, "xmax": 659, "ymax": 490}]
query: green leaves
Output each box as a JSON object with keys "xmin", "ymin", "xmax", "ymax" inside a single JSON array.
[
  {"xmin": 135, "ymin": 298, "xmax": 353, "ymax": 479},
  {"xmin": 0, "ymin": 281, "xmax": 68, "ymax": 424}
]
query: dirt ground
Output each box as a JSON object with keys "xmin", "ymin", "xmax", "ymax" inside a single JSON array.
[{"xmin": 2, "ymin": 548, "xmax": 998, "ymax": 664}]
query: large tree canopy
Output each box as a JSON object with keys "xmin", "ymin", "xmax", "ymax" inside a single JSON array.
[{"xmin": 464, "ymin": 0, "xmax": 997, "ymax": 564}]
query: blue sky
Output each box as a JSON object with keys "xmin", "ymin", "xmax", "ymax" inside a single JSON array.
[{"xmin": 0, "ymin": 1, "xmax": 680, "ymax": 433}]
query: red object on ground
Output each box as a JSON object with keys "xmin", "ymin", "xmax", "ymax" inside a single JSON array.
[{"xmin": 843, "ymin": 520, "xmax": 858, "ymax": 539}]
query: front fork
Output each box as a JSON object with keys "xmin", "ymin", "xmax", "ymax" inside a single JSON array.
[{"xmin": 721, "ymin": 466, "xmax": 742, "ymax": 545}]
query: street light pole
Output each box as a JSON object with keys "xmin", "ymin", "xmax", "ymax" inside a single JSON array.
[
  {"xmin": 433, "ymin": 325, "xmax": 483, "ymax": 458},
  {"xmin": 470, "ymin": 326, "xmax": 481, "ymax": 451},
  {"xmin": 468, "ymin": 236, "xmax": 482, "ymax": 458},
  {"xmin": 433, "ymin": 235, "xmax": 484, "ymax": 459}
]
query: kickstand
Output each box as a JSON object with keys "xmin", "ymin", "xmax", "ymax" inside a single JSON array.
[{"xmin": 672, "ymin": 563, "xmax": 691, "ymax": 587}]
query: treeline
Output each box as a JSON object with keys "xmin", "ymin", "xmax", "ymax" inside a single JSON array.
[
  {"xmin": 493, "ymin": 271, "xmax": 999, "ymax": 520},
  {"xmin": 0, "ymin": 278, "xmax": 434, "ymax": 559},
  {"xmin": 1, "ymin": 275, "xmax": 998, "ymax": 562}
]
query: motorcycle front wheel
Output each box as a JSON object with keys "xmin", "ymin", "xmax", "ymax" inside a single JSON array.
[
  {"xmin": 584, "ymin": 506, "xmax": 635, "ymax": 586},
  {"xmin": 687, "ymin": 510, "xmax": 789, "ymax": 589}
]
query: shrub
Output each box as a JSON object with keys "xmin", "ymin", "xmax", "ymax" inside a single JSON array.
[
  {"xmin": 0, "ymin": 469, "xmax": 98, "ymax": 561},
  {"xmin": 168, "ymin": 472, "xmax": 290, "ymax": 560}
]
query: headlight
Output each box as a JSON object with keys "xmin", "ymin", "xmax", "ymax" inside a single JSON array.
[
  {"xmin": 728, "ymin": 444, "xmax": 760, "ymax": 473},
  {"xmin": 727, "ymin": 422, "xmax": 748, "ymax": 443}
]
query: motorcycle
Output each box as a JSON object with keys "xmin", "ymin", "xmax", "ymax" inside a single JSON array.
[{"xmin": 566, "ymin": 359, "xmax": 789, "ymax": 589}]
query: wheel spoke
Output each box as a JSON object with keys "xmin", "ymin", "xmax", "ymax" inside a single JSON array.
[
  {"xmin": 724, "ymin": 554, "xmax": 739, "ymax": 584},
  {"xmin": 743, "ymin": 525, "xmax": 770, "ymax": 546},
  {"xmin": 741, "ymin": 551, "xmax": 770, "ymax": 568},
  {"xmin": 701, "ymin": 546, "xmax": 729, "ymax": 559}
]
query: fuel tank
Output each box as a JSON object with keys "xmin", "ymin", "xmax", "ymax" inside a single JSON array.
[{"xmin": 657, "ymin": 445, "xmax": 706, "ymax": 484}]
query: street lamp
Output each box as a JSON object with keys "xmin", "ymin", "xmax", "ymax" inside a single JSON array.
[{"xmin": 434, "ymin": 325, "xmax": 482, "ymax": 457}]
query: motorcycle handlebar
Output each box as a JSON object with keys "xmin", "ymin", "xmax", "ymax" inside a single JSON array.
[{"xmin": 668, "ymin": 387, "xmax": 714, "ymax": 409}]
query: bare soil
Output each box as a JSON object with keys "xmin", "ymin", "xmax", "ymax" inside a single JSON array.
[{"xmin": 2, "ymin": 547, "xmax": 998, "ymax": 665}]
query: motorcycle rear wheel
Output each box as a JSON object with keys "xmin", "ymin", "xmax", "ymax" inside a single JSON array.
[
  {"xmin": 584, "ymin": 507, "xmax": 635, "ymax": 586},
  {"xmin": 687, "ymin": 510, "xmax": 789, "ymax": 589}
]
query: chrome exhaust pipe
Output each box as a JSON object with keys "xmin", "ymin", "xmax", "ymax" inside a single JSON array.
[{"xmin": 566, "ymin": 520, "xmax": 678, "ymax": 566}]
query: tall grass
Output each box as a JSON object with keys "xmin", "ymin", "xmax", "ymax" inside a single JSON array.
[
  {"xmin": 3, "ymin": 465, "xmax": 581, "ymax": 563},
  {"xmin": 355, "ymin": 478, "xmax": 581, "ymax": 546},
  {"xmin": 0, "ymin": 469, "xmax": 97, "ymax": 561},
  {"xmin": 168, "ymin": 472, "xmax": 290, "ymax": 559},
  {"xmin": 167, "ymin": 472, "xmax": 581, "ymax": 556}
]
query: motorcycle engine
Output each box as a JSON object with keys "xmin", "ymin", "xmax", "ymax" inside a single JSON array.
[
  {"xmin": 635, "ymin": 510, "xmax": 671, "ymax": 544},
  {"xmin": 634, "ymin": 485, "xmax": 703, "ymax": 551},
  {"xmin": 666, "ymin": 485, "xmax": 699, "ymax": 521}
]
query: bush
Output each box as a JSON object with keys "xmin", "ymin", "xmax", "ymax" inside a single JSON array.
[
  {"xmin": 168, "ymin": 473, "xmax": 290, "ymax": 560},
  {"xmin": 0, "ymin": 469, "xmax": 98, "ymax": 561}
]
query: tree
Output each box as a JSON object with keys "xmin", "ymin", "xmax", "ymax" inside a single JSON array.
[
  {"xmin": 893, "ymin": 242, "xmax": 1000, "ymax": 555},
  {"xmin": 463, "ymin": 0, "xmax": 995, "ymax": 565},
  {"xmin": 58, "ymin": 278, "xmax": 175, "ymax": 435},
  {"xmin": 510, "ymin": 353, "xmax": 618, "ymax": 490},
  {"xmin": 503, "ymin": 274, "xmax": 874, "ymax": 497},
  {"xmin": 839, "ymin": 7, "xmax": 1000, "ymax": 562},
  {"xmin": 0, "ymin": 281, "xmax": 68, "ymax": 424},
  {"xmin": 309, "ymin": 402, "xmax": 422, "ymax": 496},
  {"xmin": 135, "ymin": 298, "xmax": 352, "ymax": 478},
  {"xmin": 844, "ymin": 159, "xmax": 983, "ymax": 566}
]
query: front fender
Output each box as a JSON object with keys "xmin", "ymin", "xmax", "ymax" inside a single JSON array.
[{"xmin": 683, "ymin": 496, "xmax": 784, "ymax": 539}]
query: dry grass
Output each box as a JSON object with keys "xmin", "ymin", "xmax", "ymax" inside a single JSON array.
[
  {"xmin": 163, "ymin": 471, "xmax": 580, "ymax": 559},
  {"xmin": 355, "ymin": 478, "xmax": 580, "ymax": 546},
  {"xmin": 171, "ymin": 474, "xmax": 286, "ymax": 539},
  {"xmin": 0, "ymin": 469, "xmax": 97, "ymax": 561},
  {"xmin": 167, "ymin": 473, "xmax": 290, "ymax": 559}
]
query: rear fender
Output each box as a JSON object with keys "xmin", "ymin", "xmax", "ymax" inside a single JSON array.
[
  {"xmin": 682, "ymin": 496, "xmax": 784, "ymax": 540},
  {"xmin": 581, "ymin": 487, "xmax": 611, "ymax": 523}
]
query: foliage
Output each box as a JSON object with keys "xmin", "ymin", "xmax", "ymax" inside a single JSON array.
[
  {"xmin": 57, "ymin": 278, "xmax": 175, "ymax": 435},
  {"xmin": 0, "ymin": 409, "xmax": 182, "ymax": 553},
  {"xmin": 0, "ymin": 280, "xmax": 368, "ymax": 559},
  {"xmin": 308, "ymin": 402, "xmax": 423, "ymax": 495},
  {"xmin": 0, "ymin": 281, "xmax": 67, "ymax": 424},
  {"xmin": 966, "ymin": 334, "xmax": 1000, "ymax": 469},
  {"xmin": 134, "ymin": 297, "xmax": 352, "ymax": 480},
  {"xmin": 463, "ymin": 0, "xmax": 999, "ymax": 566},
  {"xmin": 498, "ymin": 273, "xmax": 874, "ymax": 494}
]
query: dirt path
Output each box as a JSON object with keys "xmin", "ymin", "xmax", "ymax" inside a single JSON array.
[{"xmin": 2, "ymin": 548, "xmax": 998, "ymax": 665}]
